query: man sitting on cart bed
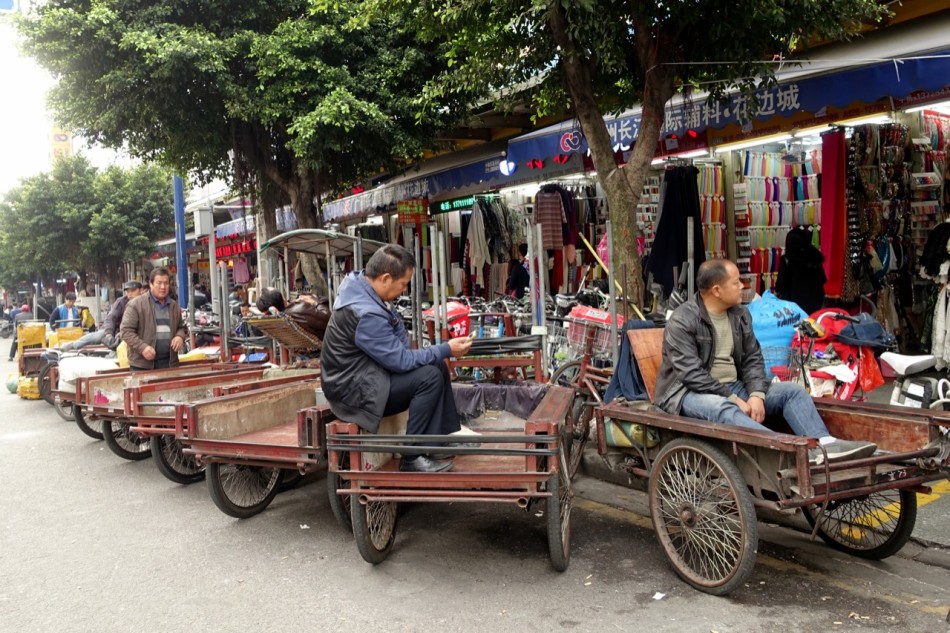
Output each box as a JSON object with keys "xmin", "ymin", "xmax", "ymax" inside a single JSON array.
[
  {"xmin": 321, "ymin": 244, "xmax": 476, "ymax": 473},
  {"xmin": 654, "ymin": 258, "xmax": 877, "ymax": 464}
]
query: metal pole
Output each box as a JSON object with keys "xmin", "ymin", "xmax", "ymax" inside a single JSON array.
[
  {"xmin": 219, "ymin": 261, "xmax": 230, "ymax": 358},
  {"xmin": 606, "ymin": 220, "xmax": 619, "ymax": 368},
  {"xmin": 535, "ymin": 223, "xmax": 548, "ymax": 376},
  {"xmin": 687, "ymin": 216, "xmax": 695, "ymax": 298},
  {"xmin": 437, "ymin": 225, "xmax": 449, "ymax": 328},
  {"xmin": 526, "ymin": 220, "xmax": 538, "ymax": 329},
  {"xmin": 172, "ymin": 175, "xmax": 189, "ymax": 310},
  {"xmin": 208, "ymin": 228, "xmax": 218, "ymax": 318},
  {"xmin": 429, "ymin": 222, "xmax": 442, "ymax": 344},
  {"xmin": 324, "ymin": 240, "xmax": 332, "ymax": 302},
  {"xmin": 412, "ymin": 231, "xmax": 423, "ymax": 347}
]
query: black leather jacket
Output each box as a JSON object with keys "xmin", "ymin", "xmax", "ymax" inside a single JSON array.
[{"xmin": 654, "ymin": 294, "xmax": 769, "ymax": 415}]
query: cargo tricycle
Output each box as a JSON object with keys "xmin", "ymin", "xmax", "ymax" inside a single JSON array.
[
  {"xmin": 326, "ymin": 380, "xmax": 575, "ymax": 571},
  {"xmin": 593, "ymin": 327, "xmax": 950, "ymax": 595}
]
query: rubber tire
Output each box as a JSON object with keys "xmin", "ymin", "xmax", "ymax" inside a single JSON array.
[
  {"xmin": 649, "ymin": 437, "xmax": 758, "ymax": 596},
  {"xmin": 38, "ymin": 362, "xmax": 56, "ymax": 405},
  {"xmin": 74, "ymin": 406, "xmax": 104, "ymax": 440},
  {"xmin": 327, "ymin": 452, "xmax": 353, "ymax": 530},
  {"xmin": 207, "ymin": 463, "xmax": 281, "ymax": 519},
  {"xmin": 54, "ymin": 396, "xmax": 75, "ymax": 421},
  {"xmin": 546, "ymin": 433, "xmax": 572, "ymax": 572},
  {"xmin": 150, "ymin": 435, "xmax": 205, "ymax": 485},
  {"xmin": 802, "ymin": 489, "xmax": 917, "ymax": 560},
  {"xmin": 351, "ymin": 496, "xmax": 398, "ymax": 564},
  {"xmin": 277, "ymin": 470, "xmax": 305, "ymax": 493},
  {"xmin": 550, "ymin": 360, "xmax": 592, "ymax": 480},
  {"xmin": 102, "ymin": 418, "xmax": 152, "ymax": 461}
]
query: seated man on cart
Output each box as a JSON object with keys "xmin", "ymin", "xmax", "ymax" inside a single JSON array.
[
  {"xmin": 654, "ymin": 258, "xmax": 877, "ymax": 464},
  {"xmin": 321, "ymin": 244, "xmax": 475, "ymax": 473}
]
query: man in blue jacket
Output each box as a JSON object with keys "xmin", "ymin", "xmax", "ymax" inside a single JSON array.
[
  {"xmin": 49, "ymin": 292, "xmax": 81, "ymax": 330},
  {"xmin": 321, "ymin": 244, "xmax": 474, "ymax": 473}
]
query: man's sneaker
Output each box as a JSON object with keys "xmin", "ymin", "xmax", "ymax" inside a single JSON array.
[
  {"xmin": 809, "ymin": 439, "xmax": 878, "ymax": 465},
  {"xmin": 450, "ymin": 425, "xmax": 481, "ymax": 436}
]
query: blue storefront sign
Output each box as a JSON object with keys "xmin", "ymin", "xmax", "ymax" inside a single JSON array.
[{"xmin": 506, "ymin": 50, "xmax": 950, "ymax": 164}]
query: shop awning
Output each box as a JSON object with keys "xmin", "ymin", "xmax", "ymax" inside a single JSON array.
[
  {"xmin": 506, "ymin": 41, "xmax": 950, "ymax": 164},
  {"xmin": 260, "ymin": 229, "xmax": 386, "ymax": 258}
]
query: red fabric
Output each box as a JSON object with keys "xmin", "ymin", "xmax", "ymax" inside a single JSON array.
[
  {"xmin": 551, "ymin": 248, "xmax": 564, "ymax": 292},
  {"xmin": 821, "ymin": 131, "xmax": 846, "ymax": 297}
]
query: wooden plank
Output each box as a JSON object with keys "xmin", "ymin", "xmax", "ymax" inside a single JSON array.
[
  {"xmin": 627, "ymin": 328, "xmax": 664, "ymax": 402},
  {"xmin": 815, "ymin": 402, "xmax": 931, "ymax": 453}
]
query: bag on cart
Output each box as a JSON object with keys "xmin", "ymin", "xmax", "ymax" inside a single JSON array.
[
  {"xmin": 284, "ymin": 295, "xmax": 331, "ymax": 340},
  {"xmin": 834, "ymin": 312, "xmax": 896, "ymax": 352}
]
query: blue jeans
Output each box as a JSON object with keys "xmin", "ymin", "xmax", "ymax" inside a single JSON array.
[{"xmin": 680, "ymin": 381, "xmax": 829, "ymax": 438}]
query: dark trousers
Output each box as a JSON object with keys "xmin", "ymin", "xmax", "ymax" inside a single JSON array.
[{"xmin": 383, "ymin": 362, "xmax": 461, "ymax": 436}]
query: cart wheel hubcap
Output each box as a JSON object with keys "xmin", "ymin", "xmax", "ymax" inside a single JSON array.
[{"xmin": 679, "ymin": 505, "xmax": 697, "ymax": 528}]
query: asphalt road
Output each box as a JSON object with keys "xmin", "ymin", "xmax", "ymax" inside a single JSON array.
[{"xmin": 1, "ymin": 360, "xmax": 949, "ymax": 633}]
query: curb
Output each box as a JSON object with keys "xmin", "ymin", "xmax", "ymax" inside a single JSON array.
[{"xmin": 578, "ymin": 448, "xmax": 950, "ymax": 572}]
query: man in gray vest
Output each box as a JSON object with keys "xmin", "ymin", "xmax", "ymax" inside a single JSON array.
[{"xmin": 120, "ymin": 267, "xmax": 187, "ymax": 370}]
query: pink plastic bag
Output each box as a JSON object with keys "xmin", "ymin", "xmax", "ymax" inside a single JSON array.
[{"xmin": 596, "ymin": 234, "xmax": 609, "ymax": 268}]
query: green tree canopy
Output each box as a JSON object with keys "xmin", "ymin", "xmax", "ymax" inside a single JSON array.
[
  {"xmin": 0, "ymin": 155, "xmax": 175, "ymax": 292},
  {"xmin": 371, "ymin": 0, "xmax": 887, "ymax": 303},
  {"xmin": 18, "ymin": 0, "xmax": 462, "ymax": 288}
]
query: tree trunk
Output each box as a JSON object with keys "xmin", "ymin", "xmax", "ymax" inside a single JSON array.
[
  {"xmin": 286, "ymin": 170, "xmax": 329, "ymax": 297},
  {"xmin": 549, "ymin": 7, "xmax": 673, "ymax": 311}
]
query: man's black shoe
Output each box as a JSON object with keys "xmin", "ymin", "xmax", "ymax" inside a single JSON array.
[{"xmin": 399, "ymin": 455, "xmax": 454, "ymax": 473}]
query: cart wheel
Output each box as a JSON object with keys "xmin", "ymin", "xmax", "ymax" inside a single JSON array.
[
  {"xmin": 277, "ymin": 470, "xmax": 305, "ymax": 493},
  {"xmin": 38, "ymin": 362, "xmax": 56, "ymax": 405},
  {"xmin": 550, "ymin": 361, "xmax": 592, "ymax": 480},
  {"xmin": 54, "ymin": 397, "xmax": 75, "ymax": 421},
  {"xmin": 74, "ymin": 406, "xmax": 104, "ymax": 440},
  {"xmin": 150, "ymin": 435, "xmax": 205, "ymax": 485},
  {"xmin": 546, "ymin": 433, "xmax": 573, "ymax": 572},
  {"xmin": 802, "ymin": 489, "xmax": 917, "ymax": 559},
  {"xmin": 327, "ymin": 452, "xmax": 353, "ymax": 530},
  {"xmin": 351, "ymin": 496, "xmax": 398, "ymax": 564},
  {"xmin": 102, "ymin": 418, "xmax": 152, "ymax": 461},
  {"xmin": 207, "ymin": 463, "xmax": 281, "ymax": 519},
  {"xmin": 649, "ymin": 438, "xmax": 757, "ymax": 596}
]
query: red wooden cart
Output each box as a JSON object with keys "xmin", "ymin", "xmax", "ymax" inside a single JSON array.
[
  {"xmin": 176, "ymin": 380, "xmax": 332, "ymax": 520},
  {"xmin": 123, "ymin": 367, "xmax": 319, "ymax": 482},
  {"xmin": 326, "ymin": 381, "xmax": 575, "ymax": 571}
]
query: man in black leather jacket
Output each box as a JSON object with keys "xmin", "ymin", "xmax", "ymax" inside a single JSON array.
[
  {"xmin": 654, "ymin": 259, "xmax": 876, "ymax": 464},
  {"xmin": 320, "ymin": 244, "xmax": 473, "ymax": 473}
]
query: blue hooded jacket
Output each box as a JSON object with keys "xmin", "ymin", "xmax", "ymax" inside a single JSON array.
[{"xmin": 320, "ymin": 272, "xmax": 450, "ymax": 432}]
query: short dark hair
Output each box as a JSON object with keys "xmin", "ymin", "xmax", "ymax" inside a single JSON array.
[
  {"xmin": 365, "ymin": 244, "xmax": 415, "ymax": 280},
  {"xmin": 256, "ymin": 288, "xmax": 286, "ymax": 313},
  {"xmin": 149, "ymin": 267, "xmax": 171, "ymax": 283},
  {"xmin": 518, "ymin": 243, "xmax": 528, "ymax": 257},
  {"xmin": 64, "ymin": 292, "xmax": 77, "ymax": 301},
  {"xmin": 696, "ymin": 259, "xmax": 734, "ymax": 293}
]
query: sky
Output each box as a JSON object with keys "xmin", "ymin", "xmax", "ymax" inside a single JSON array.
[
  {"xmin": 0, "ymin": 15, "xmax": 55, "ymax": 195},
  {"xmin": 0, "ymin": 12, "xmax": 133, "ymax": 197}
]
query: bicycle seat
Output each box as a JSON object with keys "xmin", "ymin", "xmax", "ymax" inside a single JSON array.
[{"xmin": 879, "ymin": 352, "xmax": 935, "ymax": 377}]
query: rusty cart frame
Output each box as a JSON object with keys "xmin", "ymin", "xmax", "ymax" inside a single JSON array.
[
  {"xmin": 326, "ymin": 382, "xmax": 575, "ymax": 571},
  {"xmin": 592, "ymin": 328, "xmax": 950, "ymax": 595}
]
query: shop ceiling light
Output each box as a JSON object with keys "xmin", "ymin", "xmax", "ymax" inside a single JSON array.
[
  {"xmin": 831, "ymin": 114, "xmax": 892, "ymax": 127},
  {"xmin": 713, "ymin": 133, "xmax": 793, "ymax": 154},
  {"xmin": 793, "ymin": 124, "xmax": 832, "ymax": 138},
  {"xmin": 905, "ymin": 100, "xmax": 950, "ymax": 114}
]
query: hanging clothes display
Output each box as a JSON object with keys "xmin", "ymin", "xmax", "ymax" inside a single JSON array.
[
  {"xmin": 649, "ymin": 164, "xmax": 705, "ymax": 297},
  {"xmin": 821, "ymin": 130, "xmax": 847, "ymax": 298},
  {"xmin": 741, "ymin": 149, "xmax": 823, "ymax": 296}
]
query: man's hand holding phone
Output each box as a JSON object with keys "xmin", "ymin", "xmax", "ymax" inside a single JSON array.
[{"xmin": 448, "ymin": 333, "xmax": 474, "ymax": 357}]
